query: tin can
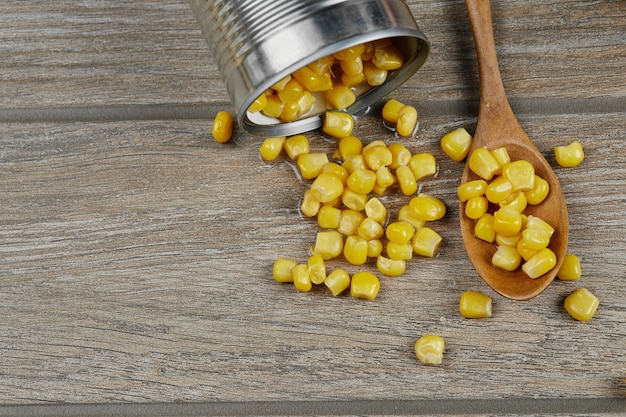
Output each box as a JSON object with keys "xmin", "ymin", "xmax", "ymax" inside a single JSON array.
[{"xmin": 189, "ymin": 0, "xmax": 430, "ymax": 136}]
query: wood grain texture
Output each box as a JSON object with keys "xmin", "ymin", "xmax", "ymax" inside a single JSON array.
[{"xmin": 0, "ymin": 0, "xmax": 625, "ymax": 413}]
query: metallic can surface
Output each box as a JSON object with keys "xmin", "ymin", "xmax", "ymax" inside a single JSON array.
[{"xmin": 190, "ymin": 0, "xmax": 430, "ymax": 136}]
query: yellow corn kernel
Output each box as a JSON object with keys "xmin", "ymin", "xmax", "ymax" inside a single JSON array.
[
  {"xmin": 415, "ymin": 334, "xmax": 444, "ymax": 365},
  {"xmin": 333, "ymin": 43, "xmax": 366, "ymax": 61},
  {"xmin": 297, "ymin": 152, "xmax": 329, "ymax": 180},
  {"xmin": 364, "ymin": 197, "xmax": 387, "ymax": 224},
  {"xmin": 376, "ymin": 255, "xmax": 406, "ymax": 277},
  {"xmin": 317, "ymin": 205, "xmax": 342, "ymax": 229},
  {"xmin": 387, "ymin": 143, "xmax": 411, "ymax": 169},
  {"xmin": 521, "ymin": 228, "xmax": 551, "ymax": 251},
  {"xmin": 341, "ymin": 189, "xmax": 368, "ymax": 211},
  {"xmin": 361, "ymin": 42, "xmax": 374, "ymax": 61},
  {"xmin": 396, "ymin": 165, "xmax": 418, "ymax": 196},
  {"xmin": 371, "ymin": 182, "xmax": 390, "ymax": 196},
  {"xmin": 350, "ymin": 271, "xmax": 380, "ymax": 300},
  {"xmin": 259, "ymin": 136, "xmax": 286, "ymax": 161},
  {"xmin": 367, "ymin": 239, "xmax": 384, "ymax": 258},
  {"xmin": 474, "ymin": 213, "xmax": 495, "ymax": 243},
  {"xmin": 457, "ymin": 179, "xmax": 488, "ymax": 202},
  {"xmin": 375, "ymin": 166, "xmax": 396, "ymax": 189},
  {"xmin": 310, "ymin": 172, "xmax": 344, "ymax": 203},
  {"xmin": 524, "ymin": 175, "xmax": 550, "ymax": 205},
  {"xmin": 248, "ymin": 94, "xmax": 267, "ymax": 113},
  {"xmin": 323, "ymin": 195, "xmax": 343, "ymax": 209},
  {"xmin": 322, "ymin": 162, "xmax": 349, "ymax": 185},
  {"xmin": 469, "ymin": 147, "xmax": 500, "ymax": 180},
  {"xmin": 411, "ymin": 227, "xmax": 443, "ymax": 258},
  {"xmin": 300, "ymin": 189, "xmax": 321, "ymax": 217},
  {"xmin": 516, "ymin": 238, "xmax": 538, "ymax": 262},
  {"xmin": 342, "ymin": 154, "xmax": 367, "ymax": 174},
  {"xmin": 526, "ymin": 215, "xmax": 555, "ymax": 238},
  {"xmin": 271, "ymin": 75, "xmax": 291, "ymax": 91},
  {"xmin": 386, "ymin": 241, "xmax": 413, "ymax": 261},
  {"xmin": 297, "ymin": 90, "xmax": 315, "ymax": 116},
  {"xmin": 337, "ymin": 136, "xmax": 363, "ymax": 160},
  {"xmin": 555, "ymin": 141, "xmax": 585, "ymax": 167},
  {"xmin": 324, "ymin": 269, "xmax": 351, "ymax": 296},
  {"xmin": 490, "ymin": 146, "xmax": 510, "ymax": 169},
  {"xmin": 459, "ymin": 290, "xmax": 493, "ymax": 319},
  {"xmin": 307, "ymin": 255, "xmax": 327, "ymax": 285},
  {"xmin": 261, "ymin": 94, "xmax": 284, "ymax": 118},
  {"xmin": 499, "ymin": 191, "xmax": 528, "ymax": 213},
  {"xmin": 347, "ymin": 168, "xmax": 377, "ymax": 195},
  {"xmin": 283, "ymin": 134, "xmax": 309, "ymax": 159},
  {"xmin": 502, "ymin": 160, "xmax": 536, "ymax": 191},
  {"xmin": 564, "ymin": 288, "xmax": 599, "ymax": 321},
  {"xmin": 409, "ymin": 193, "xmax": 447, "ymax": 221},
  {"xmin": 339, "ymin": 55, "xmax": 364, "ymax": 77},
  {"xmin": 363, "ymin": 60, "xmax": 388, "ymax": 86},
  {"xmin": 292, "ymin": 66, "xmax": 321, "ymax": 91},
  {"xmin": 440, "ymin": 128, "xmax": 473, "ymax": 162},
  {"xmin": 386, "ymin": 221, "xmax": 415, "ymax": 244},
  {"xmin": 292, "ymin": 263, "xmax": 312, "ymax": 292},
  {"xmin": 341, "ymin": 71, "xmax": 366, "ymax": 87},
  {"xmin": 495, "ymin": 232, "xmax": 522, "ymax": 247},
  {"xmin": 492, "ymin": 245, "xmax": 522, "ymax": 271},
  {"xmin": 323, "ymin": 111, "xmax": 354, "ymax": 138},
  {"xmin": 363, "ymin": 145, "xmax": 393, "ymax": 171},
  {"xmin": 407, "ymin": 152, "xmax": 437, "ymax": 181},
  {"xmin": 308, "ymin": 55, "xmax": 334, "ymax": 75},
  {"xmin": 396, "ymin": 105, "xmax": 418, "ymax": 137},
  {"xmin": 493, "ymin": 207, "xmax": 523, "ymax": 237},
  {"xmin": 337, "ymin": 209, "xmax": 365, "ymax": 236},
  {"xmin": 212, "ymin": 111, "xmax": 233, "ymax": 143},
  {"xmin": 325, "ymin": 85, "xmax": 356, "ymax": 110},
  {"xmin": 277, "ymin": 78, "xmax": 304, "ymax": 103},
  {"xmin": 398, "ymin": 205, "xmax": 426, "ymax": 230},
  {"xmin": 344, "ymin": 235, "xmax": 369, "ymax": 265},
  {"xmin": 312, "ymin": 230, "xmax": 344, "ymax": 259},
  {"xmin": 361, "ymin": 139, "xmax": 388, "ymax": 154},
  {"xmin": 273, "ymin": 258, "xmax": 297, "ymax": 283},
  {"xmin": 279, "ymin": 99, "xmax": 301, "ymax": 122},
  {"xmin": 314, "ymin": 71, "xmax": 334, "ymax": 92},
  {"xmin": 522, "ymin": 247, "xmax": 557, "ymax": 279},
  {"xmin": 558, "ymin": 254, "xmax": 582, "ymax": 281},
  {"xmin": 358, "ymin": 217, "xmax": 385, "ymax": 240},
  {"xmin": 372, "ymin": 44, "xmax": 404, "ymax": 70},
  {"xmin": 382, "ymin": 98, "xmax": 405, "ymax": 124},
  {"xmin": 485, "ymin": 176, "xmax": 514, "ymax": 204},
  {"xmin": 465, "ymin": 196, "xmax": 488, "ymax": 220}
]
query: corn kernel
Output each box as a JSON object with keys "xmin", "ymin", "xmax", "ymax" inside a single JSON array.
[
  {"xmin": 465, "ymin": 195, "xmax": 489, "ymax": 220},
  {"xmin": 503, "ymin": 160, "xmax": 536, "ymax": 191},
  {"xmin": 325, "ymin": 85, "xmax": 356, "ymax": 110},
  {"xmin": 339, "ymin": 54, "xmax": 364, "ymax": 77},
  {"xmin": 521, "ymin": 228, "xmax": 551, "ymax": 251},
  {"xmin": 334, "ymin": 43, "xmax": 366, "ymax": 61},
  {"xmin": 396, "ymin": 165, "xmax": 418, "ymax": 196},
  {"xmin": 376, "ymin": 255, "xmax": 406, "ymax": 277},
  {"xmin": 341, "ymin": 71, "xmax": 366, "ymax": 87},
  {"xmin": 409, "ymin": 193, "xmax": 446, "ymax": 221},
  {"xmin": 273, "ymin": 258, "xmax": 297, "ymax": 283},
  {"xmin": 396, "ymin": 105, "xmax": 418, "ymax": 137},
  {"xmin": 492, "ymin": 245, "xmax": 522, "ymax": 271},
  {"xmin": 387, "ymin": 143, "xmax": 411, "ymax": 169},
  {"xmin": 342, "ymin": 154, "xmax": 367, "ymax": 174},
  {"xmin": 382, "ymin": 99, "xmax": 405, "ymax": 124},
  {"xmin": 297, "ymin": 90, "xmax": 315, "ymax": 116},
  {"xmin": 259, "ymin": 136, "xmax": 286, "ymax": 161},
  {"xmin": 300, "ymin": 189, "xmax": 321, "ymax": 217},
  {"xmin": 337, "ymin": 136, "xmax": 363, "ymax": 160},
  {"xmin": 555, "ymin": 141, "xmax": 585, "ymax": 167},
  {"xmin": 407, "ymin": 153, "xmax": 437, "ymax": 181},
  {"xmin": 485, "ymin": 176, "xmax": 514, "ymax": 204},
  {"xmin": 526, "ymin": 215, "xmax": 555, "ymax": 238},
  {"xmin": 347, "ymin": 168, "xmax": 377, "ymax": 195},
  {"xmin": 490, "ymin": 146, "xmax": 510, "ymax": 169},
  {"xmin": 343, "ymin": 235, "xmax": 369, "ymax": 265},
  {"xmin": 358, "ymin": 217, "xmax": 385, "ymax": 240},
  {"xmin": 469, "ymin": 147, "xmax": 500, "ymax": 180},
  {"xmin": 457, "ymin": 179, "xmax": 488, "ymax": 202},
  {"xmin": 248, "ymin": 94, "xmax": 267, "ymax": 113},
  {"xmin": 292, "ymin": 66, "xmax": 321, "ymax": 91},
  {"xmin": 493, "ymin": 207, "xmax": 523, "ymax": 237},
  {"xmin": 499, "ymin": 191, "xmax": 528, "ymax": 212},
  {"xmin": 522, "ymin": 248, "xmax": 557, "ymax": 279},
  {"xmin": 474, "ymin": 213, "xmax": 495, "ymax": 243},
  {"xmin": 283, "ymin": 135, "xmax": 309, "ymax": 159},
  {"xmin": 375, "ymin": 166, "xmax": 396, "ymax": 189},
  {"xmin": 322, "ymin": 162, "xmax": 349, "ymax": 184},
  {"xmin": 415, "ymin": 334, "xmax": 444, "ymax": 365},
  {"xmin": 558, "ymin": 254, "xmax": 582, "ymax": 281},
  {"xmin": 292, "ymin": 263, "xmax": 312, "ymax": 292},
  {"xmin": 317, "ymin": 205, "xmax": 342, "ymax": 229},
  {"xmin": 372, "ymin": 44, "xmax": 404, "ymax": 70},
  {"xmin": 363, "ymin": 60, "xmax": 388, "ymax": 86},
  {"xmin": 323, "ymin": 111, "xmax": 354, "ymax": 138},
  {"xmin": 337, "ymin": 209, "xmax": 365, "ymax": 236},
  {"xmin": 398, "ymin": 205, "xmax": 426, "ymax": 230},
  {"xmin": 364, "ymin": 197, "xmax": 387, "ymax": 224},
  {"xmin": 411, "ymin": 227, "xmax": 443, "ymax": 258},
  {"xmin": 271, "ymin": 75, "xmax": 291, "ymax": 91},
  {"xmin": 350, "ymin": 271, "xmax": 380, "ymax": 300},
  {"xmin": 363, "ymin": 145, "xmax": 393, "ymax": 171},
  {"xmin": 386, "ymin": 241, "xmax": 413, "ymax": 261},
  {"xmin": 341, "ymin": 189, "xmax": 368, "ymax": 211},
  {"xmin": 524, "ymin": 175, "xmax": 550, "ymax": 205},
  {"xmin": 261, "ymin": 94, "xmax": 284, "ymax": 118},
  {"xmin": 440, "ymin": 128, "xmax": 473, "ymax": 162},
  {"xmin": 516, "ymin": 238, "xmax": 538, "ymax": 262},
  {"xmin": 495, "ymin": 232, "xmax": 522, "ymax": 247},
  {"xmin": 386, "ymin": 222, "xmax": 415, "ymax": 244},
  {"xmin": 307, "ymin": 255, "xmax": 327, "ymax": 285},
  {"xmin": 280, "ymin": 99, "xmax": 301, "ymax": 122},
  {"xmin": 564, "ymin": 288, "xmax": 599, "ymax": 321},
  {"xmin": 297, "ymin": 152, "xmax": 329, "ymax": 180},
  {"xmin": 310, "ymin": 172, "xmax": 344, "ymax": 203},
  {"xmin": 324, "ymin": 269, "xmax": 351, "ymax": 296},
  {"xmin": 459, "ymin": 290, "xmax": 493, "ymax": 319},
  {"xmin": 367, "ymin": 239, "xmax": 384, "ymax": 258},
  {"xmin": 212, "ymin": 111, "xmax": 233, "ymax": 143},
  {"xmin": 312, "ymin": 230, "xmax": 344, "ymax": 259}
]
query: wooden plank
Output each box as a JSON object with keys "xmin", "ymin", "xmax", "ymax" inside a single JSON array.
[{"xmin": 1, "ymin": 114, "xmax": 624, "ymax": 403}]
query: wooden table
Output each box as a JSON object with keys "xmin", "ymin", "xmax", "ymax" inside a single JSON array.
[{"xmin": 1, "ymin": 1, "xmax": 625, "ymax": 415}]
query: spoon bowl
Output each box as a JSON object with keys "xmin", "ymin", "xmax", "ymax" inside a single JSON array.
[{"xmin": 461, "ymin": 0, "xmax": 569, "ymax": 300}]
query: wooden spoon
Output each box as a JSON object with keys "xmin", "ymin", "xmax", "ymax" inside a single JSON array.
[{"xmin": 460, "ymin": 0, "xmax": 569, "ymax": 300}]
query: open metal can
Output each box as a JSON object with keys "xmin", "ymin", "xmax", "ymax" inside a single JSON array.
[{"xmin": 189, "ymin": 0, "xmax": 430, "ymax": 136}]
